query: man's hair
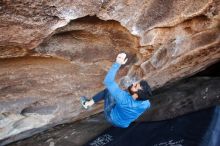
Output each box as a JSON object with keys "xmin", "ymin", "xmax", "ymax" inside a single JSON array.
[
  {"xmin": 128, "ymin": 80, "xmax": 152, "ymax": 101},
  {"xmin": 137, "ymin": 80, "xmax": 152, "ymax": 101}
]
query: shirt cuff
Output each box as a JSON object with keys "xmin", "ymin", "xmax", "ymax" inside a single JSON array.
[{"xmin": 113, "ymin": 62, "xmax": 121, "ymax": 68}]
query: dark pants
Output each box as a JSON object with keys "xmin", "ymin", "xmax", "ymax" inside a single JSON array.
[{"xmin": 92, "ymin": 88, "xmax": 116, "ymax": 124}]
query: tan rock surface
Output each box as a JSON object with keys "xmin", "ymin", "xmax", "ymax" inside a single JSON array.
[
  {"xmin": 0, "ymin": 57, "xmax": 104, "ymax": 140},
  {"xmin": 0, "ymin": 0, "xmax": 220, "ymax": 143}
]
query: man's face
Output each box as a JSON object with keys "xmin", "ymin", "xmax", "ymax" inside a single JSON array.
[{"xmin": 130, "ymin": 82, "xmax": 142, "ymax": 93}]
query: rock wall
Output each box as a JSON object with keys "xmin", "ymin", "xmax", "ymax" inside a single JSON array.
[{"xmin": 0, "ymin": 0, "xmax": 220, "ymax": 143}]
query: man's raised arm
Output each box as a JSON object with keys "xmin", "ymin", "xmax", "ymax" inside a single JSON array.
[
  {"xmin": 103, "ymin": 53, "xmax": 128, "ymax": 103},
  {"xmin": 103, "ymin": 53, "xmax": 127, "ymax": 86}
]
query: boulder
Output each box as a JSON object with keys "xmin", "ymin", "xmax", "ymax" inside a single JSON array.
[{"xmin": 0, "ymin": 0, "xmax": 219, "ymax": 144}]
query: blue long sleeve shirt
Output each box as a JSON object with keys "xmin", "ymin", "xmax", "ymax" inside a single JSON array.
[{"xmin": 103, "ymin": 63, "xmax": 151, "ymax": 128}]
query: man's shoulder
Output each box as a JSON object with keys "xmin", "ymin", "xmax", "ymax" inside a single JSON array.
[
  {"xmin": 141, "ymin": 100, "xmax": 151, "ymax": 108},
  {"xmin": 130, "ymin": 100, "xmax": 150, "ymax": 108}
]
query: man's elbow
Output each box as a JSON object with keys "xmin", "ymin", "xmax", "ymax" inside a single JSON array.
[
  {"xmin": 103, "ymin": 79, "xmax": 111, "ymax": 86},
  {"xmin": 147, "ymin": 101, "xmax": 151, "ymax": 108}
]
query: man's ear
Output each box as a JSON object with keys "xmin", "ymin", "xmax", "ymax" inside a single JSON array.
[{"xmin": 132, "ymin": 93, "xmax": 138, "ymax": 100}]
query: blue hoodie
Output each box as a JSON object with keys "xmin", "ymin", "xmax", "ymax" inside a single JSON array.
[{"xmin": 103, "ymin": 63, "xmax": 151, "ymax": 128}]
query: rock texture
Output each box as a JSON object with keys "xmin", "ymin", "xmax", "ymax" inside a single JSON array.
[
  {"xmin": 0, "ymin": 0, "xmax": 220, "ymax": 144},
  {"xmin": 5, "ymin": 77, "xmax": 220, "ymax": 146},
  {"xmin": 138, "ymin": 77, "xmax": 220, "ymax": 121}
]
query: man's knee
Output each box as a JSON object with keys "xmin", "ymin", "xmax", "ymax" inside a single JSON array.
[{"xmin": 104, "ymin": 88, "xmax": 109, "ymax": 93}]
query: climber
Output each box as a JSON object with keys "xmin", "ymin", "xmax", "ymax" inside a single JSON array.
[{"xmin": 80, "ymin": 53, "xmax": 152, "ymax": 128}]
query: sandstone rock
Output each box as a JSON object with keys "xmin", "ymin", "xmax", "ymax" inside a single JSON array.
[
  {"xmin": 4, "ymin": 77, "xmax": 220, "ymax": 146},
  {"xmin": 0, "ymin": 0, "xmax": 220, "ymax": 144},
  {"xmin": 33, "ymin": 16, "xmax": 138, "ymax": 64},
  {"xmin": 0, "ymin": 0, "xmax": 103, "ymax": 52},
  {"xmin": 138, "ymin": 77, "xmax": 220, "ymax": 121}
]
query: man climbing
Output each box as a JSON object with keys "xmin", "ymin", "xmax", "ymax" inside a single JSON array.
[{"xmin": 80, "ymin": 53, "xmax": 152, "ymax": 128}]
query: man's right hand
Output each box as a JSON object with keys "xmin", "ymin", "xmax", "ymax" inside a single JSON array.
[{"xmin": 116, "ymin": 53, "xmax": 128, "ymax": 65}]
